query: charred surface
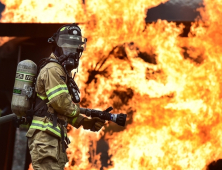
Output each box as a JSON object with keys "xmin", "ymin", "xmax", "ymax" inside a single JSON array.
[
  {"xmin": 96, "ymin": 139, "xmax": 113, "ymax": 170},
  {"xmin": 110, "ymin": 43, "xmax": 157, "ymax": 65},
  {"xmin": 138, "ymin": 51, "xmax": 157, "ymax": 64},
  {"xmin": 110, "ymin": 87, "xmax": 134, "ymax": 109},
  {"xmin": 109, "ymin": 45, "xmax": 127, "ymax": 60},
  {"xmin": 109, "ymin": 44, "xmax": 134, "ymax": 70},
  {"xmin": 80, "ymin": 97, "xmax": 91, "ymax": 108},
  {"xmin": 207, "ymin": 159, "xmax": 222, "ymax": 170},
  {"xmin": 86, "ymin": 56, "xmax": 110, "ymax": 84},
  {"xmin": 182, "ymin": 47, "xmax": 204, "ymax": 64}
]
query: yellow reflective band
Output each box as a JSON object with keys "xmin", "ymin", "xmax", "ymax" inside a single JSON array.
[
  {"xmin": 31, "ymin": 120, "xmax": 61, "ymax": 136},
  {"xmin": 30, "ymin": 125, "xmax": 61, "ymax": 137},
  {"xmin": 70, "ymin": 110, "xmax": 77, "ymax": 117},
  {"xmin": 37, "ymin": 93, "xmax": 48, "ymax": 100},
  {"xmin": 32, "ymin": 120, "xmax": 60, "ymax": 130},
  {"xmin": 30, "ymin": 120, "xmax": 67, "ymax": 137},
  {"xmin": 48, "ymin": 89, "xmax": 68, "ymax": 100},
  {"xmin": 60, "ymin": 27, "xmax": 66, "ymax": 31},
  {"xmin": 71, "ymin": 117, "xmax": 78, "ymax": 125},
  {"xmin": 46, "ymin": 84, "xmax": 67, "ymax": 95},
  {"xmin": 46, "ymin": 84, "xmax": 68, "ymax": 100}
]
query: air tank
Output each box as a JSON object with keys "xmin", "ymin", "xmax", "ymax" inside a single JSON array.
[{"xmin": 11, "ymin": 60, "xmax": 37, "ymax": 117}]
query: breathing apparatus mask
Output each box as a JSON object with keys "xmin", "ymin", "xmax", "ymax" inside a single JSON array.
[{"xmin": 48, "ymin": 24, "xmax": 87, "ymax": 71}]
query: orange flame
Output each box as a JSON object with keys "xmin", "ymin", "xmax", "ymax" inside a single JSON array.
[
  {"xmin": 0, "ymin": 36, "xmax": 14, "ymax": 46},
  {"xmin": 1, "ymin": 0, "xmax": 222, "ymax": 169}
]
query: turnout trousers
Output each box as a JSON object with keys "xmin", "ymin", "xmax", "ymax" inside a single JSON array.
[{"xmin": 27, "ymin": 130, "xmax": 68, "ymax": 170}]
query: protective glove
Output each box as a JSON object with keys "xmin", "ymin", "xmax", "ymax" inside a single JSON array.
[{"xmin": 82, "ymin": 117, "xmax": 105, "ymax": 132}]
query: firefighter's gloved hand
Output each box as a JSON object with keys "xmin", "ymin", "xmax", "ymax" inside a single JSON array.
[{"xmin": 82, "ymin": 117, "xmax": 105, "ymax": 132}]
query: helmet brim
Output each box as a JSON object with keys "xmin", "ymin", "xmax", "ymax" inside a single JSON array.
[{"xmin": 56, "ymin": 34, "xmax": 87, "ymax": 50}]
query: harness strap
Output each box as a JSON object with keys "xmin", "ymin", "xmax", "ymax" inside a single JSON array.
[
  {"xmin": 34, "ymin": 97, "xmax": 67, "ymax": 152},
  {"xmin": 34, "ymin": 98, "xmax": 48, "ymax": 112},
  {"xmin": 53, "ymin": 112, "xmax": 57, "ymax": 128},
  {"xmin": 60, "ymin": 125, "xmax": 65, "ymax": 152}
]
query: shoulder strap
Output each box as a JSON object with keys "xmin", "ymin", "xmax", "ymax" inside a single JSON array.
[
  {"xmin": 38, "ymin": 58, "xmax": 61, "ymax": 71},
  {"xmin": 48, "ymin": 58, "xmax": 61, "ymax": 65},
  {"xmin": 30, "ymin": 58, "xmax": 62, "ymax": 117}
]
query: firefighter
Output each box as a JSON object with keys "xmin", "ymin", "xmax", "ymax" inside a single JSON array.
[{"xmin": 26, "ymin": 23, "xmax": 105, "ymax": 170}]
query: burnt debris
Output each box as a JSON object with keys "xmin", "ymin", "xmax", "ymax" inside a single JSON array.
[
  {"xmin": 86, "ymin": 56, "xmax": 110, "ymax": 84},
  {"xmin": 79, "ymin": 97, "xmax": 91, "ymax": 108},
  {"xmin": 138, "ymin": 51, "xmax": 157, "ymax": 64},
  {"xmin": 109, "ymin": 44, "xmax": 134, "ymax": 70},
  {"xmin": 110, "ymin": 87, "xmax": 134, "ymax": 109},
  {"xmin": 182, "ymin": 47, "xmax": 204, "ymax": 64},
  {"xmin": 109, "ymin": 43, "xmax": 157, "ymax": 65},
  {"xmin": 207, "ymin": 159, "xmax": 222, "ymax": 170}
]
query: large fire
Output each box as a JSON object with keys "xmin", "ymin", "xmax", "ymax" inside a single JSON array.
[{"xmin": 1, "ymin": 0, "xmax": 222, "ymax": 169}]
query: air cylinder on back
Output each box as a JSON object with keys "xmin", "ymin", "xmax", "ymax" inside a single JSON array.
[{"xmin": 11, "ymin": 60, "xmax": 37, "ymax": 117}]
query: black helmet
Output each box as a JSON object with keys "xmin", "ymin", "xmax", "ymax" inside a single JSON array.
[{"xmin": 48, "ymin": 23, "xmax": 87, "ymax": 56}]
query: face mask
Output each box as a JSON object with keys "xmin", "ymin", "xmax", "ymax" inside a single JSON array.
[
  {"xmin": 60, "ymin": 47, "xmax": 79, "ymax": 71},
  {"xmin": 65, "ymin": 52, "xmax": 80, "ymax": 71},
  {"xmin": 62, "ymin": 47, "xmax": 76, "ymax": 56}
]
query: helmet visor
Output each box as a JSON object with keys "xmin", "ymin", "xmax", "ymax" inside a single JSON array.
[{"xmin": 56, "ymin": 34, "xmax": 87, "ymax": 50}]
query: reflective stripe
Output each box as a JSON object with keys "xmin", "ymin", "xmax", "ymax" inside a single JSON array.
[
  {"xmin": 70, "ymin": 110, "xmax": 77, "ymax": 117},
  {"xmin": 46, "ymin": 84, "xmax": 67, "ymax": 95},
  {"xmin": 70, "ymin": 105, "xmax": 78, "ymax": 117},
  {"xmin": 46, "ymin": 84, "xmax": 68, "ymax": 100},
  {"xmin": 47, "ymin": 87, "xmax": 68, "ymax": 100},
  {"xmin": 30, "ymin": 120, "xmax": 64, "ymax": 137},
  {"xmin": 71, "ymin": 117, "xmax": 78, "ymax": 125},
  {"xmin": 37, "ymin": 93, "xmax": 48, "ymax": 100}
]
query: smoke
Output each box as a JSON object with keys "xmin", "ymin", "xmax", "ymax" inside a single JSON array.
[
  {"xmin": 0, "ymin": 2, "xmax": 5, "ymax": 19},
  {"xmin": 167, "ymin": 0, "xmax": 202, "ymax": 7}
]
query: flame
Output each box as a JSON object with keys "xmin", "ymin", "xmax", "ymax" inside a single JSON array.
[
  {"xmin": 0, "ymin": 36, "xmax": 14, "ymax": 46},
  {"xmin": 1, "ymin": 0, "xmax": 222, "ymax": 169}
]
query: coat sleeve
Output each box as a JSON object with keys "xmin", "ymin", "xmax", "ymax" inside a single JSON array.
[{"xmin": 42, "ymin": 65, "xmax": 79, "ymax": 118}]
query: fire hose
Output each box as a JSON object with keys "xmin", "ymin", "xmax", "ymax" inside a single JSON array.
[{"xmin": 0, "ymin": 107, "xmax": 127, "ymax": 127}]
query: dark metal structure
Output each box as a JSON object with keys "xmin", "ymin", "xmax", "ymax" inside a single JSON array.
[
  {"xmin": 0, "ymin": 22, "xmax": 192, "ymax": 38},
  {"xmin": 0, "ymin": 23, "xmax": 84, "ymax": 37}
]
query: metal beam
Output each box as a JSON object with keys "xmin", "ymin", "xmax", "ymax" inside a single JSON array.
[
  {"xmin": 0, "ymin": 23, "xmax": 83, "ymax": 37},
  {"xmin": 0, "ymin": 22, "xmax": 192, "ymax": 37}
]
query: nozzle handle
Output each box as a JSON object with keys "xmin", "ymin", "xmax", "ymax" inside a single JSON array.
[{"xmin": 79, "ymin": 107, "xmax": 127, "ymax": 127}]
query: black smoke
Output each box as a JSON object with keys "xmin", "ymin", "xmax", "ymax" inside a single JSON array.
[{"xmin": 0, "ymin": 2, "xmax": 5, "ymax": 19}]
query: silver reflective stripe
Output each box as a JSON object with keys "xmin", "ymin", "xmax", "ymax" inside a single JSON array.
[
  {"xmin": 31, "ymin": 123, "xmax": 61, "ymax": 134},
  {"xmin": 112, "ymin": 114, "xmax": 118, "ymax": 123},
  {"xmin": 47, "ymin": 87, "xmax": 68, "ymax": 98}
]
